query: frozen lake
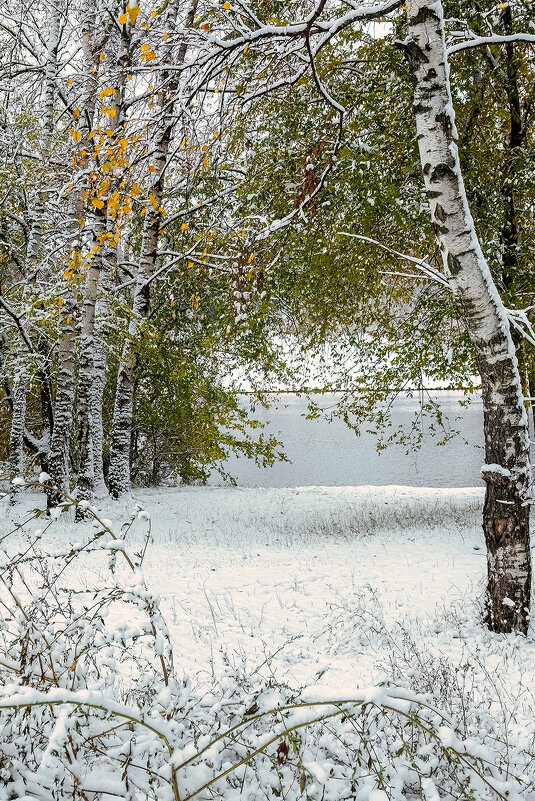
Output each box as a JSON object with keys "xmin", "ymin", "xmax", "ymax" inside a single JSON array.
[{"xmin": 211, "ymin": 391, "xmax": 485, "ymax": 488}]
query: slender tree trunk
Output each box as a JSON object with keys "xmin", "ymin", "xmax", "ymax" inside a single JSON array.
[
  {"xmin": 7, "ymin": 5, "xmax": 61, "ymax": 486},
  {"xmin": 108, "ymin": 0, "xmax": 197, "ymax": 497},
  {"xmin": 75, "ymin": 0, "xmax": 129, "ymax": 504},
  {"xmin": 47, "ymin": 293, "xmax": 76, "ymax": 506},
  {"xmin": 91, "ymin": 278, "xmax": 110, "ymax": 495},
  {"xmin": 405, "ymin": 0, "xmax": 532, "ymax": 633},
  {"xmin": 107, "ymin": 173, "xmax": 163, "ymax": 497},
  {"xmin": 8, "ymin": 369, "xmax": 28, "ymax": 479},
  {"xmin": 76, "ymin": 212, "xmax": 106, "ymax": 505}
]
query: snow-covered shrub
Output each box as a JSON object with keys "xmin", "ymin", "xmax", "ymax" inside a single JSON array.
[{"xmin": 0, "ymin": 479, "xmax": 528, "ymax": 800}]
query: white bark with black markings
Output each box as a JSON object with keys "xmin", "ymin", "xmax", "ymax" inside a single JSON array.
[
  {"xmin": 48, "ymin": 293, "xmax": 76, "ymax": 505},
  {"xmin": 108, "ymin": 0, "xmax": 197, "ymax": 497},
  {"xmin": 75, "ymin": 0, "xmax": 127, "ymax": 505},
  {"xmin": 8, "ymin": 368, "xmax": 28, "ymax": 480},
  {"xmin": 405, "ymin": 0, "xmax": 532, "ymax": 633}
]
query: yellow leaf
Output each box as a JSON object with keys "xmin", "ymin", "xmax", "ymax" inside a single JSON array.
[
  {"xmin": 102, "ymin": 106, "xmax": 116, "ymax": 117},
  {"xmin": 131, "ymin": 184, "xmax": 140, "ymax": 195},
  {"xmin": 99, "ymin": 52, "xmax": 105, "ymax": 61},
  {"xmin": 498, "ymin": 2, "xmax": 507, "ymax": 6},
  {"xmin": 243, "ymin": 43, "xmax": 249, "ymax": 54},
  {"xmin": 187, "ymin": 261, "xmax": 194, "ymax": 269},
  {"xmin": 127, "ymin": 4, "xmax": 139, "ymax": 24},
  {"xmin": 223, "ymin": 1, "xmax": 230, "ymax": 8},
  {"xmin": 71, "ymin": 129, "xmax": 81, "ymax": 142},
  {"xmin": 72, "ymin": 107, "xmax": 80, "ymax": 119},
  {"xmin": 91, "ymin": 198, "xmax": 105, "ymax": 209},
  {"xmin": 119, "ymin": 11, "xmax": 127, "ymax": 23},
  {"xmin": 247, "ymin": 253, "xmax": 255, "ymax": 263},
  {"xmin": 181, "ymin": 223, "xmax": 188, "ymax": 231},
  {"xmin": 119, "ymin": 137, "xmax": 128, "ymax": 148},
  {"xmin": 163, "ymin": 31, "xmax": 168, "ymax": 40},
  {"xmin": 148, "ymin": 163, "xmax": 155, "ymax": 173},
  {"xmin": 201, "ymin": 23, "xmax": 210, "ymax": 32},
  {"xmin": 99, "ymin": 87, "xmax": 116, "ymax": 98}
]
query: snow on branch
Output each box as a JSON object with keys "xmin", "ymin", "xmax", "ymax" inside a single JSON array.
[
  {"xmin": 190, "ymin": 0, "xmax": 404, "ymax": 72},
  {"xmin": 448, "ymin": 33, "xmax": 535, "ymax": 56},
  {"xmin": 506, "ymin": 307, "xmax": 535, "ymax": 350},
  {"xmin": 338, "ymin": 232, "xmax": 451, "ymax": 287}
]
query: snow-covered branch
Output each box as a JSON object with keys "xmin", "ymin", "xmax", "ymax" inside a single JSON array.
[
  {"xmin": 338, "ymin": 232, "xmax": 450, "ymax": 287},
  {"xmin": 448, "ymin": 33, "xmax": 535, "ymax": 56}
]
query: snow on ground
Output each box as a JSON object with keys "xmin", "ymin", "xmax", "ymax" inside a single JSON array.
[
  {"xmin": 4, "ymin": 483, "xmax": 535, "ymax": 791},
  {"xmin": 122, "ymin": 486, "xmax": 488, "ymax": 691}
]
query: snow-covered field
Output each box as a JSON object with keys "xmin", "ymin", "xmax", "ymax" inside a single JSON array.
[{"xmin": 2, "ymin": 485, "xmax": 535, "ymax": 799}]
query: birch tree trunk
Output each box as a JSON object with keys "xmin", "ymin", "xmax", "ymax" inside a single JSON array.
[
  {"xmin": 89, "ymin": 11, "xmax": 132, "ymax": 497},
  {"xmin": 91, "ymin": 270, "xmax": 111, "ymax": 495},
  {"xmin": 76, "ymin": 210, "xmax": 105, "ymax": 505},
  {"xmin": 47, "ymin": 292, "xmax": 76, "ymax": 506},
  {"xmin": 8, "ymin": 4, "xmax": 61, "ymax": 483},
  {"xmin": 405, "ymin": 0, "xmax": 532, "ymax": 633},
  {"xmin": 107, "ymin": 163, "xmax": 163, "ymax": 497},
  {"xmin": 75, "ymin": 0, "xmax": 127, "ymax": 505},
  {"xmin": 108, "ymin": 0, "xmax": 197, "ymax": 497},
  {"xmin": 8, "ymin": 369, "xmax": 28, "ymax": 479}
]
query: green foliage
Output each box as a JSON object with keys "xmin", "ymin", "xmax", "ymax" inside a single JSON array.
[
  {"xmin": 222, "ymin": 27, "xmax": 479, "ymax": 442},
  {"xmin": 131, "ymin": 331, "xmax": 285, "ymax": 485}
]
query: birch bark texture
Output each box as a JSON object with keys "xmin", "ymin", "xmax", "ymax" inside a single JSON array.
[
  {"xmin": 108, "ymin": 0, "xmax": 198, "ymax": 498},
  {"xmin": 47, "ymin": 292, "xmax": 76, "ymax": 507},
  {"xmin": 405, "ymin": 0, "xmax": 532, "ymax": 633},
  {"xmin": 8, "ymin": 369, "xmax": 28, "ymax": 480}
]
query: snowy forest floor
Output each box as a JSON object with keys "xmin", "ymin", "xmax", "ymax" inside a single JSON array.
[{"xmin": 3, "ymin": 485, "xmax": 535, "ymax": 798}]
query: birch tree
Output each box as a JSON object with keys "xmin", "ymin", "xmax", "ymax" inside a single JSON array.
[{"xmin": 403, "ymin": 0, "xmax": 531, "ymax": 633}]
